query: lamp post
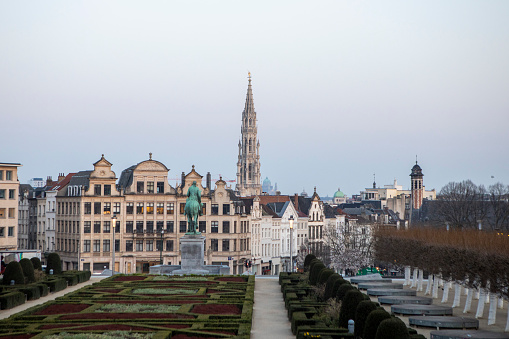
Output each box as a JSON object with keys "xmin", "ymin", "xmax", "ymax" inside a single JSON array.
[
  {"xmin": 111, "ymin": 214, "xmax": 117, "ymax": 275},
  {"xmin": 289, "ymin": 215, "xmax": 294, "ymax": 273},
  {"xmin": 160, "ymin": 229, "xmax": 165, "ymax": 265}
]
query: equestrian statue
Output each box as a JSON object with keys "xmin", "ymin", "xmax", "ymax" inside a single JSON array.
[{"xmin": 184, "ymin": 181, "xmax": 203, "ymax": 235}]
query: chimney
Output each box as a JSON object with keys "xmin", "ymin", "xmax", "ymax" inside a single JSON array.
[
  {"xmin": 46, "ymin": 176, "xmax": 53, "ymax": 186},
  {"xmin": 58, "ymin": 173, "xmax": 65, "ymax": 182},
  {"xmin": 276, "ymin": 190, "xmax": 281, "ymax": 196},
  {"xmin": 181, "ymin": 172, "xmax": 186, "ymax": 190},
  {"xmin": 294, "ymin": 194, "xmax": 299, "ymax": 212},
  {"xmin": 206, "ymin": 172, "xmax": 211, "ymax": 191}
]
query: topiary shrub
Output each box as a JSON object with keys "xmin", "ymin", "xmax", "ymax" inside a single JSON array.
[
  {"xmin": 19, "ymin": 258, "xmax": 35, "ymax": 283},
  {"xmin": 317, "ymin": 269, "xmax": 335, "ymax": 286},
  {"xmin": 309, "ymin": 262, "xmax": 326, "ymax": 285},
  {"xmin": 338, "ymin": 289, "xmax": 366, "ymax": 328},
  {"xmin": 336, "ymin": 283, "xmax": 356, "ymax": 301},
  {"xmin": 2, "ymin": 261, "xmax": 25, "ymax": 285},
  {"xmin": 46, "ymin": 253, "xmax": 62, "ymax": 274},
  {"xmin": 30, "ymin": 257, "xmax": 42, "ymax": 270},
  {"xmin": 304, "ymin": 254, "xmax": 317, "ymax": 272},
  {"xmin": 331, "ymin": 277, "xmax": 348, "ymax": 296},
  {"xmin": 363, "ymin": 309, "xmax": 392, "ymax": 339},
  {"xmin": 354, "ymin": 300, "xmax": 379, "ymax": 338},
  {"xmin": 375, "ymin": 317, "xmax": 410, "ymax": 339},
  {"xmin": 308, "ymin": 259, "xmax": 322, "ymax": 275},
  {"xmin": 324, "ymin": 273, "xmax": 343, "ymax": 301}
]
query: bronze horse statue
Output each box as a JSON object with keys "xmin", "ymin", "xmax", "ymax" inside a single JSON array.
[{"xmin": 184, "ymin": 181, "xmax": 202, "ymax": 235}]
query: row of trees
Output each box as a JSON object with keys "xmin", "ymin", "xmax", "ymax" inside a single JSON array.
[{"xmin": 431, "ymin": 180, "xmax": 509, "ymax": 230}]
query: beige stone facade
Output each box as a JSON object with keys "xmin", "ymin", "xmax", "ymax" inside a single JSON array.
[{"xmin": 0, "ymin": 163, "xmax": 22, "ymax": 251}]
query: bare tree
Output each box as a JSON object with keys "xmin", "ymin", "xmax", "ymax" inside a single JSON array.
[{"xmin": 488, "ymin": 182, "xmax": 509, "ymax": 231}]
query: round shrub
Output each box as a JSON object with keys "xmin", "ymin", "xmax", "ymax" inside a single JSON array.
[
  {"xmin": 324, "ymin": 273, "xmax": 343, "ymax": 300},
  {"xmin": 46, "ymin": 253, "xmax": 62, "ymax": 274},
  {"xmin": 19, "ymin": 258, "xmax": 35, "ymax": 283},
  {"xmin": 304, "ymin": 254, "xmax": 317, "ymax": 272},
  {"xmin": 331, "ymin": 277, "xmax": 348, "ymax": 296},
  {"xmin": 30, "ymin": 257, "xmax": 42, "ymax": 270},
  {"xmin": 2, "ymin": 261, "xmax": 25, "ymax": 285},
  {"xmin": 354, "ymin": 300, "xmax": 379, "ymax": 338},
  {"xmin": 308, "ymin": 259, "xmax": 322, "ymax": 274},
  {"xmin": 338, "ymin": 289, "xmax": 366, "ymax": 328},
  {"xmin": 317, "ymin": 269, "xmax": 335, "ymax": 286},
  {"xmin": 309, "ymin": 262, "xmax": 326, "ymax": 285},
  {"xmin": 363, "ymin": 309, "xmax": 392, "ymax": 339},
  {"xmin": 375, "ymin": 317, "xmax": 410, "ymax": 339},
  {"xmin": 336, "ymin": 283, "xmax": 356, "ymax": 301}
]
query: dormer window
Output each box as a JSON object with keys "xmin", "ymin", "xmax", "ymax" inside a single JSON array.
[{"xmin": 137, "ymin": 182, "xmax": 144, "ymax": 194}]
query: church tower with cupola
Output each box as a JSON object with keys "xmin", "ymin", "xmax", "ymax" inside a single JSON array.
[
  {"xmin": 410, "ymin": 160, "xmax": 424, "ymax": 211},
  {"xmin": 236, "ymin": 73, "xmax": 262, "ymax": 197}
]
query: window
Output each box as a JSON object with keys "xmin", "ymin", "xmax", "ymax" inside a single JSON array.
[
  {"xmin": 156, "ymin": 239, "xmax": 163, "ymax": 251},
  {"xmin": 179, "ymin": 221, "xmax": 187, "ymax": 233},
  {"xmin": 180, "ymin": 203, "xmax": 185, "ymax": 214},
  {"xmin": 137, "ymin": 182, "xmax": 144, "ymax": 193},
  {"xmin": 166, "ymin": 240, "xmax": 174, "ymax": 251},
  {"xmin": 115, "ymin": 239, "xmax": 120, "ymax": 252},
  {"xmin": 93, "ymin": 240, "xmax": 100, "ymax": 252},
  {"xmin": 199, "ymin": 221, "xmax": 206, "ymax": 233},
  {"xmin": 0, "ymin": 208, "xmax": 4, "ymax": 218},
  {"xmin": 84, "ymin": 202, "xmax": 91, "ymax": 214},
  {"xmin": 84, "ymin": 221, "xmax": 91, "ymax": 233},
  {"xmin": 167, "ymin": 203, "xmax": 174, "ymax": 215},
  {"xmin": 211, "ymin": 221, "xmax": 218, "ymax": 233},
  {"xmin": 125, "ymin": 240, "xmax": 133, "ymax": 252},
  {"xmin": 94, "ymin": 184, "xmax": 101, "ymax": 195},
  {"xmin": 126, "ymin": 221, "xmax": 133, "ymax": 233},
  {"xmin": 94, "ymin": 221, "xmax": 101, "ymax": 233},
  {"xmin": 147, "ymin": 182, "xmax": 154, "ymax": 194},
  {"xmin": 9, "ymin": 189, "xmax": 15, "ymax": 199},
  {"xmin": 166, "ymin": 221, "xmax": 174, "ymax": 233},
  {"xmin": 136, "ymin": 221, "xmax": 144, "ymax": 233},
  {"xmin": 222, "ymin": 221, "xmax": 230, "ymax": 233},
  {"xmin": 136, "ymin": 203, "xmax": 144, "ymax": 214},
  {"xmin": 103, "ymin": 239, "xmax": 110, "ymax": 252},
  {"xmin": 103, "ymin": 185, "xmax": 111, "ymax": 196},
  {"xmin": 8, "ymin": 227, "xmax": 14, "ymax": 237},
  {"xmin": 6, "ymin": 171, "xmax": 12, "ymax": 180},
  {"xmin": 146, "ymin": 221, "xmax": 154, "ymax": 233},
  {"xmin": 103, "ymin": 221, "xmax": 110, "ymax": 233},
  {"xmin": 156, "ymin": 221, "xmax": 164, "ymax": 232},
  {"xmin": 0, "ymin": 171, "xmax": 2, "ymax": 180},
  {"xmin": 211, "ymin": 204, "xmax": 219, "ymax": 215},
  {"xmin": 156, "ymin": 203, "xmax": 164, "ymax": 214},
  {"xmin": 0, "ymin": 227, "xmax": 4, "ymax": 236},
  {"xmin": 201, "ymin": 203, "xmax": 206, "ymax": 215},
  {"xmin": 222, "ymin": 239, "xmax": 230, "ymax": 252},
  {"xmin": 234, "ymin": 221, "xmax": 237, "ymax": 233},
  {"xmin": 136, "ymin": 240, "xmax": 143, "ymax": 251},
  {"xmin": 114, "ymin": 202, "xmax": 121, "ymax": 214},
  {"xmin": 126, "ymin": 202, "xmax": 133, "ymax": 214},
  {"xmin": 0, "ymin": 190, "xmax": 5, "ymax": 199},
  {"xmin": 94, "ymin": 202, "xmax": 101, "ymax": 214},
  {"xmin": 223, "ymin": 204, "xmax": 230, "ymax": 215},
  {"xmin": 8, "ymin": 208, "xmax": 15, "ymax": 218},
  {"xmin": 211, "ymin": 239, "xmax": 218, "ymax": 251},
  {"xmin": 84, "ymin": 240, "xmax": 91, "ymax": 252},
  {"xmin": 146, "ymin": 241, "xmax": 153, "ymax": 251},
  {"xmin": 104, "ymin": 202, "xmax": 111, "ymax": 214},
  {"xmin": 157, "ymin": 182, "xmax": 164, "ymax": 193},
  {"xmin": 146, "ymin": 203, "xmax": 154, "ymax": 214}
]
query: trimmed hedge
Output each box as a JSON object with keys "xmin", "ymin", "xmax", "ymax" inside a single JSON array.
[
  {"xmin": 354, "ymin": 300, "xmax": 379, "ymax": 338},
  {"xmin": 304, "ymin": 254, "xmax": 317, "ymax": 272},
  {"xmin": 317, "ymin": 269, "xmax": 335, "ymax": 286},
  {"xmin": 46, "ymin": 253, "xmax": 62, "ymax": 274},
  {"xmin": 30, "ymin": 257, "xmax": 42, "ymax": 270},
  {"xmin": 324, "ymin": 273, "xmax": 342, "ymax": 301},
  {"xmin": 43, "ymin": 278, "xmax": 67, "ymax": 292},
  {"xmin": 35, "ymin": 283, "xmax": 49, "ymax": 297},
  {"xmin": 338, "ymin": 289, "xmax": 366, "ymax": 328},
  {"xmin": 375, "ymin": 317, "xmax": 410, "ymax": 339},
  {"xmin": 0, "ymin": 291, "xmax": 25, "ymax": 309},
  {"xmin": 19, "ymin": 258, "xmax": 35, "ymax": 283},
  {"xmin": 2, "ymin": 261, "xmax": 24, "ymax": 285},
  {"xmin": 309, "ymin": 263, "xmax": 326, "ymax": 285},
  {"xmin": 336, "ymin": 283, "xmax": 356, "ymax": 301},
  {"xmin": 363, "ymin": 309, "xmax": 392, "ymax": 339}
]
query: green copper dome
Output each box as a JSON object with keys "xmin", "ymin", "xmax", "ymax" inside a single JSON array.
[{"xmin": 333, "ymin": 188, "xmax": 345, "ymax": 198}]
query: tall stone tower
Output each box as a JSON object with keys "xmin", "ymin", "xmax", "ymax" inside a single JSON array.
[
  {"xmin": 236, "ymin": 73, "xmax": 261, "ymax": 197},
  {"xmin": 410, "ymin": 160, "xmax": 424, "ymax": 211}
]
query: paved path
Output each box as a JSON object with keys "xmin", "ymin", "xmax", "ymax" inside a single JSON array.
[
  {"xmin": 251, "ymin": 276, "xmax": 294, "ymax": 339},
  {"xmin": 0, "ymin": 276, "xmax": 105, "ymax": 319}
]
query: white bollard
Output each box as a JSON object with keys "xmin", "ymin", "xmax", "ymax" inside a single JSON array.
[
  {"xmin": 464, "ymin": 288, "xmax": 473, "ymax": 313},
  {"xmin": 417, "ymin": 269, "xmax": 424, "ymax": 292},
  {"xmin": 432, "ymin": 276, "xmax": 440, "ymax": 299},
  {"xmin": 505, "ymin": 307, "xmax": 509, "ymax": 332},
  {"xmin": 411, "ymin": 268, "xmax": 418, "ymax": 288},
  {"xmin": 476, "ymin": 289, "xmax": 486, "ymax": 319},
  {"xmin": 441, "ymin": 282, "xmax": 451, "ymax": 303},
  {"xmin": 488, "ymin": 294, "xmax": 497, "ymax": 325},
  {"xmin": 498, "ymin": 297, "xmax": 504, "ymax": 309},
  {"xmin": 404, "ymin": 266, "xmax": 411, "ymax": 286},
  {"xmin": 425, "ymin": 274, "xmax": 433, "ymax": 295},
  {"xmin": 452, "ymin": 284, "xmax": 462, "ymax": 308}
]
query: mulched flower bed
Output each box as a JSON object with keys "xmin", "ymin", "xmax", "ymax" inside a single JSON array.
[
  {"xmin": 35, "ymin": 304, "xmax": 90, "ymax": 315},
  {"xmin": 98, "ymin": 300, "xmax": 204, "ymax": 304},
  {"xmin": 60, "ymin": 313, "xmax": 195, "ymax": 320},
  {"xmin": 215, "ymin": 277, "xmax": 246, "ymax": 282},
  {"xmin": 191, "ymin": 304, "xmax": 241, "ymax": 315},
  {"xmin": 113, "ymin": 276, "xmax": 147, "ymax": 282},
  {"xmin": 76, "ymin": 324, "xmax": 151, "ymax": 331},
  {"xmin": 39, "ymin": 324, "xmax": 81, "ymax": 330}
]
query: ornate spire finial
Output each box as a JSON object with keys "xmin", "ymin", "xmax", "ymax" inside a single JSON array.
[
  {"xmin": 101, "ymin": 154, "xmax": 104, "ymax": 158},
  {"xmin": 192, "ymin": 165, "xmax": 195, "ymax": 170},
  {"xmin": 149, "ymin": 152, "xmax": 152, "ymax": 160},
  {"xmin": 314, "ymin": 186, "xmax": 317, "ymax": 193},
  {"xmin": 416, "ymin": 155, "xmax": 418, "ymax": 164},
  {"xmin": 248, "ymin": 71, "xmax": 251, "ymax": 79}
]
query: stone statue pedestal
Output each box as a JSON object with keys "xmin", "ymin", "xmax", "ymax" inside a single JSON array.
[{"xmin": 172, "ymin": 235, "xmax": 208, "ymax": 275}]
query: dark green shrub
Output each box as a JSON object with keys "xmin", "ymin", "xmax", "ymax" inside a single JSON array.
[
  {"xmin": 30, "ymin": 257, "xmax": 42, "ymax": 270},
  {"xmin": 0, "ymin": 291, "xmax": 25, "ymax": 309},
  {"xmin": 336, "ymin": 283, "xmax": 356, "ymax": 301},
  {"xmin": 317, "ymin": 269, "xmax": 335, "ymax": 286},
  {"xmin": 60, "ymin": 272, "xmax": 79, "ymax": 286},
  {"xmin": 35, "ymin": 283, "xmax": 49, "ymax": 297},
  {"xmin": 2, "ymin": 261, "xmax": 25, "ymax": 285},
  {"xmin": 308, "ymin": 259, "xmax": 322, "ymax": 274},
  {"xmin": 363, "ymin": 309, "xmax": 391, "ymax": 339},
  {"xmin": 19, "ymin": 258, "xmax": 35, "ymax": 283},
  {"xmin": 46, "ymin": 253, "xmax": 62, "ymax": 274},
  {"xmin": 43, "ymin": 278, "xmax": 67, "ymax": 292},
  {"xmin": 324, "ymin": 273, "xmax": 342, "ymax": 300},
  {"xmin": 331, "ymin": 277, "xmax": 347, "ymax": 296},
  {"xmin": 338, "ymin": 290, "xmax": 366, "ymax": 328},
  {"xmin": 19, "ymin": 284, "xmax": 41, "ymax": 300},
  {"xmin": 375, "ymin": 317, "xmax": 410, "ymax": 339},
  {"xmin": 304, "ymin": 254, "xmax": 317, "ymax": 272},
  {"xmin": 309, "ymin": 263, "xmax": 326, "ymax": 285},
  {"xmin": 354, "ymin": 300, "xmax": 379, "ymax": 338}
]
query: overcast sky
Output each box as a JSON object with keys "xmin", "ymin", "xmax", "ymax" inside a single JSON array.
[{"xmin": 2, "ymin": 1, "xmax": 508, "ymax": 197}]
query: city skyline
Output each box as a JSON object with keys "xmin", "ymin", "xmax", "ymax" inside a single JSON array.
[{"xmin": 2, "ymin": 1, "xmax": 508, "ymax": 197}]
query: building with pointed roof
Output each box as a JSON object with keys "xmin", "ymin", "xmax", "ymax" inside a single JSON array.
[{"xmin": 236, "ymin": 73, "xmax": 262, "ymax": 197}]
